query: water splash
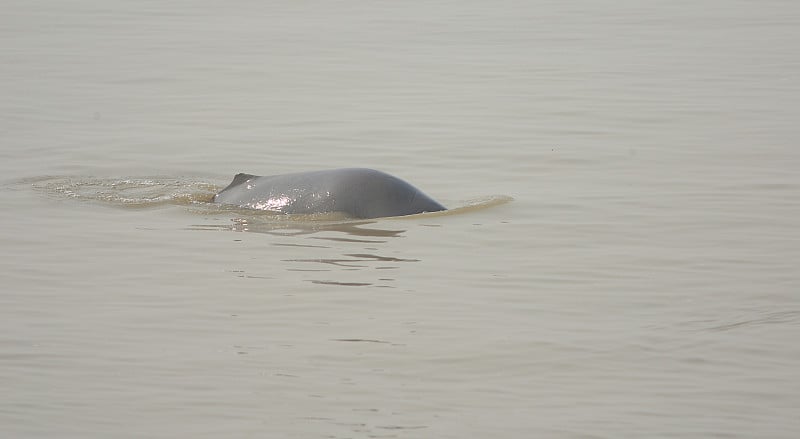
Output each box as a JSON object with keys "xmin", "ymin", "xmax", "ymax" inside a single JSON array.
[{"xmin": 29, "ymin": 176, "xmax": 219, "ymax": 208}]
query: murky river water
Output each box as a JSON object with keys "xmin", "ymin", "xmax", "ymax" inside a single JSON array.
[{"xmin": 2, "ymin": 1, "xmax": 799, "ymax": 437}]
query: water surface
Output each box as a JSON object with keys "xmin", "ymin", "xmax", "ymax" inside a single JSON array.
[{"xmin": 1, "ymin": 1, "xmax": 799, "ymax": 438}]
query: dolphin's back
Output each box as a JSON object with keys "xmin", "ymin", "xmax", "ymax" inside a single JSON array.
[{"xmin": 213, "ymin": 168, "xmax": 446, "ymax": 219}]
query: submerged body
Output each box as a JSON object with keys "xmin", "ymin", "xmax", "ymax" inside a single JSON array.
[{"xmin": 213, "ymin": 168, "xmax": 446, "ymax": 219}]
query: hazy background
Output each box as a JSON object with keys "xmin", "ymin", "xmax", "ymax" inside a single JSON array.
[{"xmin": 2, "ymin": 1, "xmax": 799, "ymax": 437}]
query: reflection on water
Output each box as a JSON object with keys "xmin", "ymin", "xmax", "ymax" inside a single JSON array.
[
  {"xmin": 191, "ymin": 217, "xmax": 416, "ymax": 288},
  {"xmin": 219, "ymin": 215, "xmax": 419, "ymax": 287},
  {"xmin": 201, "ymin": 216, "xmax": 405, "ymax": 238},
  {"xmin": 332, "ymin": 338, "xmax": 392, "ymax": 344},
  {"xmin": 190, "ymin": 212, "xmax": 424, "ymax": 288},
  {"xmin": 23, "ymin": 175, "xmax": 508, "ymax": 289},
  {"xmin": 310, "ymin": 280, "xmax": 374, "ymax": 287}
]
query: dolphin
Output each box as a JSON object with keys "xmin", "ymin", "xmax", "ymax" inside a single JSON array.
[{"xmin": 213, "ymin": 168, "xmax": 446, "ymax": 219}]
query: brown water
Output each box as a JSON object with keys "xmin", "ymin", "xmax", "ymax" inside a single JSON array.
[{"xmin": 2, "ymin": 1, "xmax": 799, "ymax": 438}]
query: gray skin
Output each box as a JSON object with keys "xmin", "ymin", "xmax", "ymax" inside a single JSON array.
[{"xmin": 213, "ymin": 168, "xmax": 446, "ymax": 219}]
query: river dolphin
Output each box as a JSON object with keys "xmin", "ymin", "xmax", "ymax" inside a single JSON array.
[{"xmin": 213, "ymin": 168, "xmax": 446, "ymax": 219}]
